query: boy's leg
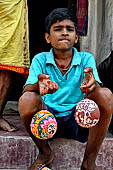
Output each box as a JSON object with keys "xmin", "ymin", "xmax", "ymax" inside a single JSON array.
[
  {"xmin": 81, "ymin": 87, "xmax": 113, "ymax": 170},
  {"xmin": 18, "ymin": 92, "xmax": 53, "ymax": 170},
  {"xmin": 0, "ymin": 70, "xmax": 16, "ymax": 132}
]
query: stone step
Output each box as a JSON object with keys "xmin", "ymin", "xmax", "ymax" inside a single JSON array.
[{"xmin": 0, "ymin": 115, "xmax": 113, "ymax": 170}]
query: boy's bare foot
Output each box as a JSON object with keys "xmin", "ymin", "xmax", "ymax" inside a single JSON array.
[
  {"xmin": 0, "ymin": 118, "xmax": 17, "ymax": 132},
  {"xmin": 28, "ymin": 150, "xmax": 54, "ymax": 170}
]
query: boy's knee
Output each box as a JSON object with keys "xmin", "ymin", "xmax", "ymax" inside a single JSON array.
[
  {"xmin": 18, "ymin": 91, "xmax": 42, "ymax": 118},
  {"xmin": 89, "ymin": 87, "xmax": 113, "ymax": 112},
  {"xmin": 96, "ymin": 87, "xmax": 112, "ymax": 99}
]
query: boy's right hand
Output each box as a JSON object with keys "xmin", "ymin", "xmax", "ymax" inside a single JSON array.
[{"xmin": 38, "ymin": 74, "xmax": 58, "ymax": 96}]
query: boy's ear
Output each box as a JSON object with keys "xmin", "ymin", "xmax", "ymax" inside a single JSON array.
[
  {"xmin": 75, "ymin": 35, "xmax": 78, "ymax": 43},
  {"xmin": 45, "ymin": 33, "xmax": 51, "ymax": 43}
]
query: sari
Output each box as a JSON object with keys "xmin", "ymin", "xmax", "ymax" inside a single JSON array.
[{"xmin": 0, "ymin": 0, "xmax": 30, "ymax": 76}]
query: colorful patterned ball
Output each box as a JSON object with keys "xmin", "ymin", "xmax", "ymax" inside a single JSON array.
[
  {"xmin": 31, "ymin": 110, "xmax": 57, "ymax": 139},
  {"xmin": 42, "ymin": 167, "xmax": 51, "ymax": 170},
  {"xmin": 75, "ymin": 98, "xmax": 100, "ymax": 128}
]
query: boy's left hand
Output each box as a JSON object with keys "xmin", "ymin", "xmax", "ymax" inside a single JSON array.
[{"xmin": 80, "ymin": 67, "xmax": 97, "ymax": 93}]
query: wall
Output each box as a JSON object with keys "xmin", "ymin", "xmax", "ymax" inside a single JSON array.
[{"xmin": 80, "ymin": 0, "xmax": 113, "ymax": 66}]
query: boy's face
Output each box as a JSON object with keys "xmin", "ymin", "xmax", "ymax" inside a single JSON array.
[{"xmin": 45, "ymin": 19, "xmax": 78, "ymax": 51}]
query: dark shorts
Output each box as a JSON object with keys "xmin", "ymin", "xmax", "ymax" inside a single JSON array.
[{"xmin": 47, "ymin": 106, "xmax": 89, "ymax": 143}]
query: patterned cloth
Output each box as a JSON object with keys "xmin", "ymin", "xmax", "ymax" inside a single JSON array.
[
  {"xmin": 77, "ymin": 0, "xmax": 88, "ymax": 35},
  {"xmin": 0, "ymin": 0, "xmax": 30, "ymax": 76}
]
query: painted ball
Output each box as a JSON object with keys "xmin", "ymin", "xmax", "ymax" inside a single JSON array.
[
  {"xmin": 75, "ymin": 98, "xmax": 100, "ymax": 128},
  {"xmin": 31, "ymin": 110, "xmax": 57, "ymax": 139},
  {"xmin": 42, "ymin": 167, "xmax": 51, "ymax": 170}
]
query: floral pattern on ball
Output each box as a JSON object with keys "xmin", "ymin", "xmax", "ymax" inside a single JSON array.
[
  {"xmin": 75, "ymin": 98, "xmax": 100, "ymax": 128},
  {"xmin": 31, "ymin": 110, "xmax": 57, "ymax": 139}
]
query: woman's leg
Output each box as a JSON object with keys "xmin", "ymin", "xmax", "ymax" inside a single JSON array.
[{"xmin": 0, "ymin": 70, "xmax": 17, "ymax": 131}]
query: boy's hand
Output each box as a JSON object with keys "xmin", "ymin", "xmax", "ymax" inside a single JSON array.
[
  {"xmin": 80, "ymin": 67, "xmax": 96, "ymax": 93},
  {"xmin": 38, "ymin": 74, "xmax": 58, "ymax": 96}
]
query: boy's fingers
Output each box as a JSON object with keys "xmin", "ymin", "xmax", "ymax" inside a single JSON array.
[
  {"xmin": 48, "ymin": 81, "xmax": 58, "ymax": 89},
  {"xmin": 55, "ymin": 83, "xmax": 58, "ymax": 89},
  {"xmin": 88, "ymin": 84, "xmax": 96, "ymax": 92},
  {"xmin": 81, "ymin": 79, "xmax": 96, "ymax": 90},
  {"xmin": 39, "ymin": 78, "xmax": 58, "ymax": 95},
  {"xmin": 83, "ymin": 67, "xmax": 93, "ymax": 73},
  {"xmin": 40, "ymin": 86, "xmax": 49, "ymax": 96},
  {"xmin": 38, "ymin": 74, "xmax": 50, "ymax": 80},
  {"xmin": 81, "ymin": 80, "xmax": 96, "ymax": 93}
]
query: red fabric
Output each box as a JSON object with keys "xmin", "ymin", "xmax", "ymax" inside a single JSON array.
[{"xmin": 77, "ymin": 0, "xmax": 87, "ymax": 35}]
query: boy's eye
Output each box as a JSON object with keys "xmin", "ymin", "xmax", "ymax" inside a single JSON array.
[
  {"xmin": 54, "ymin": 27, "xmax": 75, "ymax": 32},
  {"xmin": 67, "ymin": 28, "xmax": 74, "ymax": 31},
  {"xmin": 54, "ymin": 28, "xmax": 62, "ymax": 31},
  {"xmin": 54, "ymin": 28, "xmax": 74, "ymax": 32}
]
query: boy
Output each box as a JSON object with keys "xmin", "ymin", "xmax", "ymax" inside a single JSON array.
[{"xmin": 18, "ymin": 8, "xmax": 113, "ymax": 170}]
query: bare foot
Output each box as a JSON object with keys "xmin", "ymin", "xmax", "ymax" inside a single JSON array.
[
  {"xmin": 0, "ymin": 118, "xmax": 17, "ymax": 132},
  {"xmin": 28, "ymin": 150, "xmax": 54, "ymax": 170}
]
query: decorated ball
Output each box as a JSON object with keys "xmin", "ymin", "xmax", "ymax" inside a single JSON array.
[
  {"xmin": 31, "ymin": 110, "xmax": 57, "ymax": 139},
  {"xmin": 42, "ymin": 167, "xmax": 51, "ymax": 170},
  {"xmin": 75, "ymin": 98, "xmax": 100, "ymax": 128}
]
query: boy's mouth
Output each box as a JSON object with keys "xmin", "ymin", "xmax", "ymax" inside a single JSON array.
[{"xmin": 59, "ymin": 38, "xmax": 69, "ymax": 42}]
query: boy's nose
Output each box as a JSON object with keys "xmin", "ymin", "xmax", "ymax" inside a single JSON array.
[{"xmin": 62, "ymin": 28, "xmax": 68, "ymax": 36}]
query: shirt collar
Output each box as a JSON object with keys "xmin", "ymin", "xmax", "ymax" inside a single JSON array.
[
  {"xmin": 46, "ymin": 49, "xmax": 56, "ymax": 66},
  {"xmin": 46, "ymin": 48, "xmax": 82, "ymax": 66},
  {"xmin": 71, "ymin": 48, "xmax": 82, "ymax": 66}
]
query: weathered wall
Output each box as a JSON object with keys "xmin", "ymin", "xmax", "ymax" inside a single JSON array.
[{"xmin": 80, "ymin": 0, "xmax": 113, "ymax": 66}]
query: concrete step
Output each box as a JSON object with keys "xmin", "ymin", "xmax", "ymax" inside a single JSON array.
[{"xmin": 0, "ymin": 115, "xmax": 113, "ymax": 170}]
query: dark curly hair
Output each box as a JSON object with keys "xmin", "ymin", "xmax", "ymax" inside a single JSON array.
[{"xmin": 45, "ymin": 8, "xmax": 78, "ymax": 34}]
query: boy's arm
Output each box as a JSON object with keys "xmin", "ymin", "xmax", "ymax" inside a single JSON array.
[{"xmin": 23, "ymin": 83, "xmax": 40, "ymax": 94}]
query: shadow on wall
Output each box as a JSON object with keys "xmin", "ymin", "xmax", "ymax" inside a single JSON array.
[{"xmin": 97, "ymin": 51, "xmax": 113, "ymax": 92}]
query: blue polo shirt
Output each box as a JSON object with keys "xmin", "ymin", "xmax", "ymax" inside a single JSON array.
[{"xmin": 25, "ymin": 48, "xmax": 101, "ymax": 117}]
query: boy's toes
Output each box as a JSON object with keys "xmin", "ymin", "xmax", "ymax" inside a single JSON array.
[{"xmin": 28, "ymin": 151, "xmax": 53, "ymax": 170}]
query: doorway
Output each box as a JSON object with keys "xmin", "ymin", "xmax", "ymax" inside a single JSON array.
[{"xmin": 28, "ymin": 0, "xmax": 70, "ymax": 60}]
